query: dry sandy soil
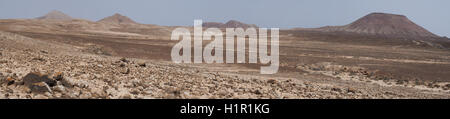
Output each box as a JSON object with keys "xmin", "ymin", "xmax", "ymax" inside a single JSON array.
[{"xmin": 0, "ymin": 18, "xmax": 449, "ymax": 99}]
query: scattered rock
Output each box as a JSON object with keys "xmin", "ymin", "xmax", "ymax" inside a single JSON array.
[
  {"xmin": 137, "ymin": 62, "xmax": 146, "ymax": 67},
  {"xmin": 60, "ymin": 77, "xmax": 75, "ymax": 88},
  {"xmin": 97, "ymin": 64, "xmax": 104, "ymax": 68},
  {"xmin": 1, "ymin": 73, "xmax": 21, "ymax": 86},
  {"xmin": 5, "ymin": 69, "xmax": 12, "ymax": 73},
  {"xmin": 218, "ymin": 90, "xmax": 228, "ymax": 96},
  {"xmin": 32, "ymin": 94, "xmax": 49, "ymax": 99},
  {"xmin": 119, "ymin": 93, "xmax": 132, "ymax": 99},
  {"xmin": 31, "ymin": 57, "xmax": 46, "ymax": 62},
  {"xmin": 29, "ymin": 82, "xmax": 52, "ymax": 93},
  {"xmin": 5, "ymin": 77, "xmax": 15, "ymax": 85},
  {"xmin": 53, "ymin": 72, "xmax": 64, "ymax": 81},
  {"xmin": 267, "ymin": 79, "xmax": 277, "ymax": 84},
  {"xmin": 254, "ymin": 89, "xmax": 262, "ymax": 95},
  {"xmin": 40, "ymin": 50, "xmax": 48, "ymax": 54},
  {"xmin": 443, "ymin": 84, "xmax": 450, "ymax": 90},
  {"xmin": 120, "ymin": 57, "xmax": 129, "ymax": 63},
  {"xmin": 331, "ymin": 87, "xmax": 342, "ymax": 92},
  {"xmin": 121, "ymin": 68, "xmax": 130, "ymax": 74},
  {"xmin": 396, "ymin": 80, "xmax": 408, "ymax": 85},
  {"xmin": 52, "ymin": 85, "xmax": 66, "ymax": 92},
  {"xmin": 23, "ymin": 72, "xmax": 57, "ymax": 87},
  {"xmin": 0, "ymin": 73, "xmax": 4, "ymax": 80},
  {"xmin": 347, "ymin": 87, "xmax": 357, "ymax": 93},
  {"xmin": 384, "ymin": 91, "xmax": 397, "ymax": 96}
]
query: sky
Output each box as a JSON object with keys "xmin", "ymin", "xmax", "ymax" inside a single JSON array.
[{"xmin": 0, "ymin": 0, "xmax": 449, "ymax": 37}]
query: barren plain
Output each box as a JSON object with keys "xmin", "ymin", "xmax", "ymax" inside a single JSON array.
[{"xmin": 0, "ymin": 12, "xmax": 449, "ymax": 99}]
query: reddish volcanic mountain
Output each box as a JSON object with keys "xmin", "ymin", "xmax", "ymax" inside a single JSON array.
[
  {"xmin": 203, "ymin": 20, "xmax": 258, "ymax": 29},
  {"xmin": 36, "ymin": 10, "xmax": 73, "ymax": 20},
  {"xmin": 320, "ymin": 12, "xmax": 438, "ymax": 37},
  {"xmin": 98, "ymin": 13, "xmax": 137, "ymax": 24}
]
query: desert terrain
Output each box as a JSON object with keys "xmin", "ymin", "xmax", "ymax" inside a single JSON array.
[{"xmin": 0, "ymin": 11, "xmax": 449, "ymax": 99}]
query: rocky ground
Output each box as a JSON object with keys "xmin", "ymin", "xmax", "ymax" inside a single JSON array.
[{"xmin": 0, "ymin": 31, "xmax": 449, "ymax": 99}]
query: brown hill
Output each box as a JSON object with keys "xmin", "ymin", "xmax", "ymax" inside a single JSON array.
[
  {"xmin": 320, "ymin": 12, "xmax": 438, "ymax": 37},
  {"xmin": 98, "ymin": 13, "xmax": 137, "ymax": 24},
  {"xmin": 203, "ymin": 20, "xmax": 258, "ymax": 29},
  {"xmin": 202, "ymin": 22, "xmax": 225, "ymax": 28},
  {"xmin": 223, "ymin": 20, "xmax": 258, "ymax": 28},
  {"xmin": 36, "ymin": 10, "xmax": 73, "ymax": 20}
]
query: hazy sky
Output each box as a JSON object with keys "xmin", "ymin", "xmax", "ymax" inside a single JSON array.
[{"xmin": 0, "ymin": 0, "xmax": 449, "ymax": 36}]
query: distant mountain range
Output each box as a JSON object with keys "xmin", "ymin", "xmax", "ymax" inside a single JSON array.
[
  {"xmin": 202, "ymin": 20, "xmax": 258, "ymax": 29},
  {"xmin": 34, "ymin": 11, "xmax": 440, "ymax": 38}
]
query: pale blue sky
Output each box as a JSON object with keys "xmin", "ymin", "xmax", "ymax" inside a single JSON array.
[{"xmin": 0, "ymin": 0, "xmax": 449, "ymax": 37}]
